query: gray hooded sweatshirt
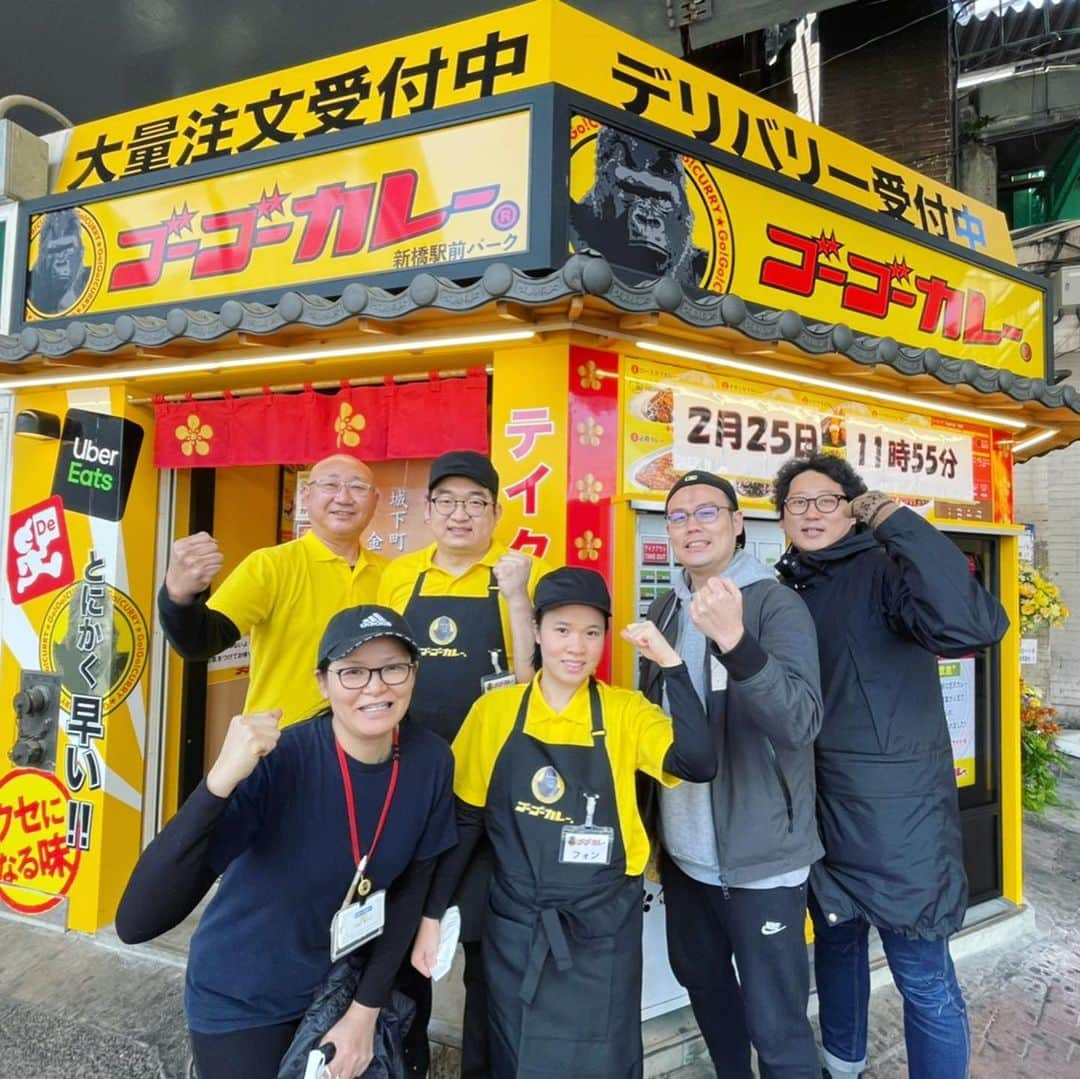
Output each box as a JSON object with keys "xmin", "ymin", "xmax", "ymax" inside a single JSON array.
[{"xmin": 641, "ymin": 549, "xmax": 824, "ymax": 888}]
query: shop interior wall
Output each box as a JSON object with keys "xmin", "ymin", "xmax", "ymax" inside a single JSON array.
[{"xmin": 202, "ymin": 465, "xmax": 280, "ymax": 770}]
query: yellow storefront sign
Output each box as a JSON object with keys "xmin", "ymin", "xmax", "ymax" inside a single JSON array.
[
  {"xmin": 53, "ymin": 1, "xmax": 1013, "ymax": 263},
  {"xmin": 571, "ymin": 116, "xmax": 1043, "ymax": 377},
  {"xmin": 29, "ymin": 111, "xmax": 531, "ymax": 321},
  {"xmin": 622, "ymin": 356, "xmax": 1013, "ymax": 527},
  {"xmin": 1, "ymin": 386, "xmax": 158, "ymax": 930}
]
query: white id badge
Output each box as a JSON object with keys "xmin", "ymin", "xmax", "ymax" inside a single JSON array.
[
  {"xmin": 480, "ymin": 670, "xmax": 516, "ymax": 694},
  {"xmin": 329, "ymin": 889, "xmax": 386, "ymax": 961},
  {"xmin": 559, "ymin": 825, "xmax": 614, "ymax": 865}
]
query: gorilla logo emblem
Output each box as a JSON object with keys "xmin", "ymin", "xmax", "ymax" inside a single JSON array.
[
  {"xmin": 28, "ymin": 209, "xmax": 94, "ymax": 316},
  {"xmin": 570, "ymin": 126, "xmax": 708, "ymax": 289}
]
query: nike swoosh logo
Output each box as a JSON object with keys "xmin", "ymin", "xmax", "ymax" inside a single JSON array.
[{"xmin": 761, "ymin": 922, "xmax": 787, "ymax": 935}]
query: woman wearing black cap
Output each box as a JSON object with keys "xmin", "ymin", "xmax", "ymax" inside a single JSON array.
[
  {"xmin": 115, "ymin": 606, "xmax": 457, "ymax": 1079},
  {"xmin": 411, "ymin": 567, "xmax": 715, "ymax": 1078}
]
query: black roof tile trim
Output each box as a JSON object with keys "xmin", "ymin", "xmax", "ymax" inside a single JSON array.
[{"xmin": 2, "ymin": 254, "xmax": 1076, "ymax": 416}]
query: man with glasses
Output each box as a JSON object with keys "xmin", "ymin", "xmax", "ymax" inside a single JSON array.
[
  {"xmin": 775, "ymin": 453, "xmax": 1007, "ymax": 1079},
  {"xmin": 158, "ymin": 454, "xmax": 386, "ymax": 726},
  {"xmin": 638, "ymin": 470, "xmax": 824, "ymax": 1078},
  {"xmin": 376, "ymin": 449, "xmax": 553, "ymax": 1077}
]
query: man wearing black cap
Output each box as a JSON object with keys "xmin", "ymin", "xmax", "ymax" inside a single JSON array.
[
  {"xmin": 377, "ymin": 449, "xmax": 554, "ymax": 1076},
  {"xmin": 638, "ymin": 470, "xmax": 824, "ymax": 1078}
]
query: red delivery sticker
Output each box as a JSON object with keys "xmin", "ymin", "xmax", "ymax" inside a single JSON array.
[
  {"xmin": 642, "ymin": 541, "xmax": 670, "ymax": 565},
  {"xmin": 6, "ymin": 496, "xmax": 75, "ymax": 604}
]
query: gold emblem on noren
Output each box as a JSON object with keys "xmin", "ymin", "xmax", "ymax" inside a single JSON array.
[
  {"xmin": 530, "ymin": 766, "xmax": 566, "ymax": 805},
  {"xmin": 428, "ymin": 616, "xmax": 458, "ymax": 646}
]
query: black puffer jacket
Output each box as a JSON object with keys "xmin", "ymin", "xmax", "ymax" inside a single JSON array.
[{"xmin": 776, "ymin": 507, "xmax": 1009, "ymax": 939}]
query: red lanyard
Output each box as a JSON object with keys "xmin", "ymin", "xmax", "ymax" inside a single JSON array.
[{"xmin": 335, "ymin": 729, "xmax": 400, "ymax": 874}]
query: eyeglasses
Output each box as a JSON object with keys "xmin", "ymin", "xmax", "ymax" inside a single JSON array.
[
  {"xmin": 307, "ymin": 478, "xmax": 375, "ymax": 497},
  {"xmin": 783, "ymin": 494, "xmax": 846, "ymax": 515},
  {"xmin": 665, "ymin": 504, "xmax": 733, "ymax": 527},
  {"xmin": 327, "ymin": 662, "xmax": 416, "ymax": 690},
  {"xmin": 428, "ymin": 494, "xmax": 493, "ymax": 517}
]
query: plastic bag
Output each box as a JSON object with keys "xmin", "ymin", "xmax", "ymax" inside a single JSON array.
[{"xmin": 277, "ymin": 956, "xmax": 415, "ymax": 1079}]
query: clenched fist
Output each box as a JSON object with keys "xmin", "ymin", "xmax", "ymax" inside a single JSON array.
[
  {"xmin": 165, "ymin": 532, "xmax": 224, "ymax": 604},
  {"xmin": 492, "ymin": 552, "xmax": 532, "ymax": 601},
  {"xmin": 689, "ymin": 577, "xmax": 745, "ymax": 652},
  {"xmin": 621, "ymin": 620, "xmax": 681, "ymax": 669},
  {"xmin": 206, "ymin": 710, "xmax": 284, "ymax": 798},
  {"xmin": 848, "ymin": 490, "xmax": 899, "ymax": 529}
]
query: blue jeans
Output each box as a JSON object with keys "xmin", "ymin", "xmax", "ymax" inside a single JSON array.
[{"xmin": 809, "ymin": 898, "xmax": 970, "ymax": 1078}]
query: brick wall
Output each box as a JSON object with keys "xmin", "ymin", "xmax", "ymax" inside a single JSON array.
[{"xmin": 818, "ymin": 0, "xmax": 954, "ymax": 185}]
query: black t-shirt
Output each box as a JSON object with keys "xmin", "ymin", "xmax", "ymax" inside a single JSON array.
[{"xmin": 184, "ymin": 714, "xmax": 455, "ymax": 1034}]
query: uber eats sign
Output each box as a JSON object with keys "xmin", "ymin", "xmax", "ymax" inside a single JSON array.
[{"xmin": 51, "ymin": 409, "xmax": 144, "ymax": 522}]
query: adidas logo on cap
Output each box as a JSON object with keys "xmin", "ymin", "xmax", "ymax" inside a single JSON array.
[{"xmin": 359, "ymin": 612, "xmax": 393, "ymax": 628}]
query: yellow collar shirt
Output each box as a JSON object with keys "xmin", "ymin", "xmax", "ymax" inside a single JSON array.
[
  {"xmin": 376, "ymin": 540, "xmax": 553, "ymax": 671},
  {"xmin": 207, "ymin": 530, "xmax": 387, "ymax": 724},
  {"xmin": 450, "ymin": 674, "xmax": 681, "ymax": 877}
]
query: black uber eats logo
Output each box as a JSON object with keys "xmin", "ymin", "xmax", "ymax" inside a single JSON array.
[{"xmin": 51, "ymin": 409, "xmax": 144, "ymax": 522}]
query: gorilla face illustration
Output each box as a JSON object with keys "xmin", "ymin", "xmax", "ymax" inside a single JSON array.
[
  {"xmin": 570, "ymin": 127, "xmax": 708, "ymax": 288},
  {"xmin": 28, "ymin": 209, "xmax": 91, "ymax": 315}
]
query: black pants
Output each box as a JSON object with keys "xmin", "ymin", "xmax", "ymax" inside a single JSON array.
[
  {"xmin": 662, "ymin": 853, "xmax": 819, "ymax": 1079},
  {"xmin": 190, "ymin": 1019, "xmax": 299, "ymax": 1079},
  {"xmin": 396, "ymin": 939, "xmax": 489, "ymax": 1077}
]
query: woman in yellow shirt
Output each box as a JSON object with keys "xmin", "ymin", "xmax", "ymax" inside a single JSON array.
[{"xmin": 411, "ymin": 566, "xmax": 714, "ymax": 1078}]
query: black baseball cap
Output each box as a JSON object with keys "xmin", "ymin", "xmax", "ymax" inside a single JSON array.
[
  {"xmin": 664, "ymin": 470, "xmax": 740, "ymax": 510},
  {"xmin": 317, "ymin": 605, "xmax": 420, "ymax": 667},
  {"xmin": 534, "ymin": 567, "xmax": 612, "ymax": 618},
  {"xmin": 428, "ymin": 451, "xmax": 500, "ymax": 499}
]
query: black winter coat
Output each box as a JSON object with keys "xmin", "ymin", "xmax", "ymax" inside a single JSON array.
[{"xmin": 776, "ymin": 507, "xmax": 1009, "ymax": 939}]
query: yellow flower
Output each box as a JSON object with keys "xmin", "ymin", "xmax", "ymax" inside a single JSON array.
[
  {"xmin": 1018, "ymin": 559, "xmax": 1071, "ymax": 634},
  {"xmin": 334, "ymin": 402, "xmax": 366, "ymax": 448},
  {"xmin": 576, "ymin": 474, "xmax": 604, "ymax": 503},
  {"xmin": 577, "ymin": 360, "xmax": 601, "ymax": 391},
  {"xmin": 578, "ymin": 417, "xmax": 605, "ymax": 446},
  {"xmin": 175, "ymin": 414, "xmax": 213, "ymax": 457},
  {"xmin": 574, "ymin": 530, "xmax": 603, "ymax": 562}
]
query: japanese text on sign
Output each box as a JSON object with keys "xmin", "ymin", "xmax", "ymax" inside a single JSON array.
[
  {"xmin": 670, "ymin": 388, "xmax": 976, "ymax": 504},
  {"xmin": 27, "ymin": 112, "xmax": 531, "ymax": 322},
  {"xmin": 759, "ymin": 226, "xmax": 1032, "ymax": 363},
  {"xmin": 846, "ymin": 418, "xmax": 974, "ymax": 502},
  {"xmin": 503, "ymin": 406, "xmax": 556, "ymax": 559},
  {"xmin": 57, "ymin": 18, "xmax": 531, "ymax": 191},
  {"xmin": 673, "ymin": 389, "xmax": 823, "ymax": 476},
  {"xmin": 0, "ymin": 770, "xmax": 80, "ymax": 913}
]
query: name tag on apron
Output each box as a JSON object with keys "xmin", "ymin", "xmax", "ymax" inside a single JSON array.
[
  {"xmin": 481, "ymin": 649, "xmax": 516, "ymax": 695},
  {"xmin": 330, "ymin": 890, "xmax": 386, "ymax": 961},
  {"xmin": 559, "ymin": 825, "xmax": 614, "ymax": 865},
  {"xmin": 481, "ymin": 670, "xmax": 516, "ymax": 694}
]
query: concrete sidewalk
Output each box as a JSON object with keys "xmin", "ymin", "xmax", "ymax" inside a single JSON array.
[
  {"xmin": 0, "ymin": 767, "xmax": 1075, "ymax": 1078},
  {"xmin": 670, "ymin": 764, "xmax": 1080, "ymax": 1078}
]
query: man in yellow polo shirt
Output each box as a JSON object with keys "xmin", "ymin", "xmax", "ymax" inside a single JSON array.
[
  {"xmin": 377, "ymin": 450, "xmax": 553, "ymax": 738},
  {"xmin": 377, "ymin": 449, "xmax": 553, "ymax": 1078},
  {"xmin": 158, "ymin": 454, "xmax": 385, "ymax": 725}
]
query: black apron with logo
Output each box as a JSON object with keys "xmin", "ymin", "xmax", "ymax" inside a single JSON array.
[
  {"xmin": 482, "ymin": 681, "xmax": 644, "ymax": 1079},
  {"xmin": 404, "ymin": 566, "xmax": 508, "ymax": 941}
]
